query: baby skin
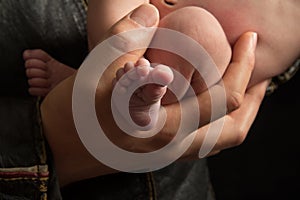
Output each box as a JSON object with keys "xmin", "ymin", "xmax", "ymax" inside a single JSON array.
[
  {"xmin": 23, "ymin": 6, "xmax": 230, "ymax": 130},
  {"xmin": 112, "ymin": 58, "xmax": 174, "ymax": 128},
  {"xmin": 151, "ymin": 0, "xmax": 300, "ymax": 85},
  {"xmin": 23, "ymin": 49, "xmax": 76, "ymax": 96},
  {"xmin": 146, "ymin": 6, "xmax": 231, "ymax": 104},
  {"xmin": 113, "ymin": 7, "xmax": 231, "ymax": 129}
]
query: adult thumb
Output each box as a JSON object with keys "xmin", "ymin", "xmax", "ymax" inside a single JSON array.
[
  {"xmin": 101, "ymin": 4, "xmax": 160, "ymax": 67},
  {"xmin": 78, "ymin": 4, "xmax": 160, "ymax": 112}
]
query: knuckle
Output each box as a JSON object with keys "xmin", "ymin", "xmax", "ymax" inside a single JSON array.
[
  {"xmin": 227, "ymin": 91, "xmax": 243, "ymax": 112},
  {"xmin": 109, "ymin": 29, "xmax": 136, "ymax": 53},
  {"xmin": 109, "ymin": 27, "xmax": 154, "ymax": 55},
  {"xmin": 246, "ymin": 56, "xmax": 255, "ymax": 69},
  {"xmin": 233, "ymin": 127, "xmax": 247, "ymax": 146},
  {"xmin": 110, "ymin": 25, "xmax": 123, "ymax": 36}
]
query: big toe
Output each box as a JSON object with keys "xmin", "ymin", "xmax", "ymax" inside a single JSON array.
[{"xmin": 151, "ymin": 64, "xmax": 174, "ymax": 86}]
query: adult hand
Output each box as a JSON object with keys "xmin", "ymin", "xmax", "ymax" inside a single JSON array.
[
  {"xmin": 181, "ymin": 32, "xmax": 269, "ymax": 159},
  {"xmin": 41, "ymin": 4, "xmax": 267, "ymax": 187},
  {"xmin": 116, "ymin": 32, "xmax": 268, "ymax": 159},
  {"xmin": 95, "ymin": 31, "xmax": 268, "ymax": 163},
  {"xmin": 41, "ymin": 4, "xmax": 160, "ymax": 186}
]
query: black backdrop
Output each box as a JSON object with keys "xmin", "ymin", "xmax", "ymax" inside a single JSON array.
[{"xmin": 208, "ymin": 71, "xmax": 300, "ymax": 200}]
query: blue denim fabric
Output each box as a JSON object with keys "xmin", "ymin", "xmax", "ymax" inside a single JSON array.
[
  {"xmin": 61, "ymin": 160, "xmax": 214, "ymax": 200},
  {"xmin": 0, "ymin": 0, "xmax": 87, "ymax": 199},
  {"xmin": 0, "ymin": 97, "xmax": 53, "ymax": 199},
  {"xmin": 0, "ymin": 0, "xmax": 88, "ymax": 96},
  {"xmin": 153, "ymin": 160, "xmax": 214, "ymax": 200}
]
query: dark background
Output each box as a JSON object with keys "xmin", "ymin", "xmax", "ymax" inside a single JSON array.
[{"xmin": 208, "ymin": 71, "xmax": 300, "ymax": 199}]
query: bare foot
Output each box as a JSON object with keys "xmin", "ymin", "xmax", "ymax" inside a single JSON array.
[
  {"xmin": 23, "ymin": 49, "xmax": 76, "ymax": 96},
  {"xmin": 113, "ymin": 58, "xmax": 174, "ymax": 130}
]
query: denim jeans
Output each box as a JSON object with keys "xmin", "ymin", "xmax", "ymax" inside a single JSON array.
[
  {"xmin": 0, "ymin": 0, "xmax": 87, "ymax": 199},
  {"xmin": 0, "ymin": 97, "xmax": 60, "ymax": 199},
  {"xmin": 61, "ymin": 160, "xmax": 215, "ymax": 200}
]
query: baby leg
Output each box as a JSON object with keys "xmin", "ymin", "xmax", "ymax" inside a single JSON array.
[
  {"xmin": 112, "ymin": 58, "xmax": 173, "ymax": 130},
  {"xmin": 23, "ymin": 49, "xmax": 76, "ymax": 96},
  {"xmin": 145, "ymin": 6, "xmax": 232, "ymax": 104}
]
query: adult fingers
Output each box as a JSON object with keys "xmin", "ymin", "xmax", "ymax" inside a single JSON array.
[
  {"xmin": 89, "ymin": 4, "xmax": 159, "ymax": 86},
  {"xmin": 93, "ymin": 4, "xmax": 160, "ymax": 148},
  {"xmin": 213, "ymin": 80, "xmax": 269, "ymax": 150},
  {"xmin": 91, "ymin": 3, "xmax": 160, "ymax": 93},
  {"xmin": 223, "ymin": 32, "xmax": 258, "ymax": 112},
  {"xmin": 162, "ymin": 32, "xmax": 258, "ymax": 138},
  {"xmin": 203, "ymin": 32, "xmax": 258, "ymax": 125},
  {"xmin": 95, "ymin": 4, "xmax": 159, "ymax": 69},
  {"xmin": 182, "ymin": 80, "xmax": 269, "ymax": 160}
]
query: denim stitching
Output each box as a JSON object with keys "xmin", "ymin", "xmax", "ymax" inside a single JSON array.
[{"xmin": 146, "ymin": 172, "xmax": 157, "ymax": 200}]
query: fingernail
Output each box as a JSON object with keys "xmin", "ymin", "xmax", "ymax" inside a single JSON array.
[
  {"xmin": 251, "ymin": 32, "xmax": 258, "ymax": 49},
  {"xmin": 130, "ymin": 4, "xmax": 158, "ymax": 27}
]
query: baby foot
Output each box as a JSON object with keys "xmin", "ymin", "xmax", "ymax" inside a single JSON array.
[
  {"xmin": 23, "ymin": 49, "xmax": 76, "ymax": 96},
  {"xmin": 113, "ymin": 58, "xmax": 174, "ymax": 130}
]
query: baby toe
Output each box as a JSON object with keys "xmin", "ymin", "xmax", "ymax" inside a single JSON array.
[
  {"xmin": 116, "ymin": 68, "xmax": 125, "ymax": 80},
  {"xmin": 151, "ymin": 65, "xmax": 174, "ymax": 85},
  {"xmin": 124, "ymin": 62, "xmax": 134, "ymax": 72}
]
